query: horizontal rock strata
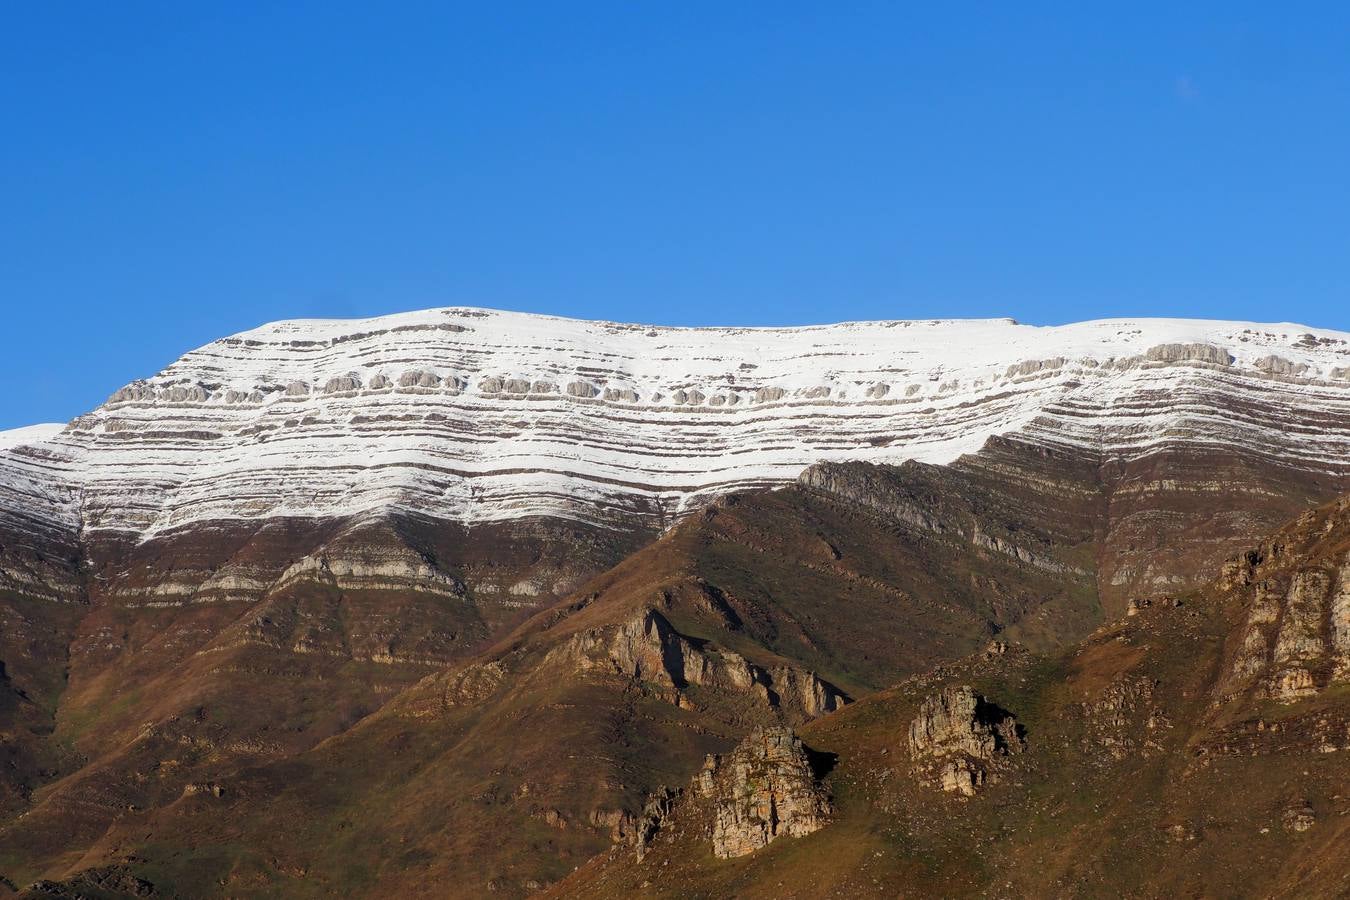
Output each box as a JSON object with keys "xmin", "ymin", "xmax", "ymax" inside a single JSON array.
[{"xmin": 4, "ymin": 310, "xmax": 1350, "ymax": 557}]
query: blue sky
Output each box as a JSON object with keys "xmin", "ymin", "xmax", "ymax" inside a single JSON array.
[{"xmin": 3, "ymin": 3, "xmax": 1349, "ymax": 428}]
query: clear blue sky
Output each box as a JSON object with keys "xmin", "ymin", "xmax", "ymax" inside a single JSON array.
[{"xmin": 3, "ymin": 3, "xmax": 1349, "ymax": 429}]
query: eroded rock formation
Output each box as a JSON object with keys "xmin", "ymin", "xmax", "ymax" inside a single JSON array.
[
  {"xmin": 1222, "ymin": 551, "xmax": 1350, "ymax": 701},
  {"xmin": 555, "ymin": 608, "xmax": 847, "ymax": 722},
  {"xmin": 631, "ymin": 787, "xmax": 679, "ymax": 862},
  {"xmin": 908, "ymin": 685, "xmax": 1022, "ymax": 795},
  {"xmin": 695, "ymin": 726, "xmax": 831, "ymax": 858}
]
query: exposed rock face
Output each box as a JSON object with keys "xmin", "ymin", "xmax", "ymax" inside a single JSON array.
[
  {"xmin": 556, "ymin": 608, "xmax": 847, "ymax": 722},
  {"xmin": 1255, "ymin": 354, "xmax": 1310, "ymax": 376},
  {"xmin": 1144, "ymin": 342, "xmax": 1233, "ymax": 365},
  {"xmin": 1005, "ymin": 356, "xmax": 1066, "ymax": 378},
  {"xmin": 274, "ymin": 544, "xmax": 466, "ymax": 599},
  {"xmin": 798, "ymin": 461, "xmax": 1085, "ymax": 579},
  {"xmin": 797, "ymin": 398, "xmax": 1348, "ymax": 623},
  {"xmin": 23, "ymin": 866, "xmax": 158, "ymax": 897},
  {"xmin": 397, "ymin": 369, "xmax": 439, "ymax": 388},
  {"xmin": 1223, "ymin": 551, "xmax": 1350, "ymax": 701},
  {"xmin": 323, "ymin": 374, "xmax": 361, "ymax": 393},
  {"xmin": 631, "ymin": 787, "xmax": 679, "ymax": 862},
  {"xmin": 908, "ymin": 685, "xmax": 1022, "ymax": 795},
  {"xmin": 695, "ymin": 727, "xmax": 831, "ymax": 858}
]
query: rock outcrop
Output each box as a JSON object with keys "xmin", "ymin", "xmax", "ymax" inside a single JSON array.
[
  {"xmin": 695, "ymin": 726, "xmax": 831, "ymax": 858},
  {"xmin": 23, "ymin": 866, "xmax": 158, "ymax": 897},
  {"xmin": 556, "ymin": 608, "xmax": 847, "ymax": 722},
  {"xmin": 908, "ymin": 685, "xmax": 1022, "ymax": 795},
  {"xmin": 1144, "ymin": 342, "xmax": 1234, "ymax": 365},
  {"xmin": 1254, "ymin": 354, "xmax": 1310, "ymax": 376},
  {"xmin": 1223, "ymin": 552, "xmax": 1350, "ymax": 701},
  {"xmin": 631, "ymin": 787, "xmax": 679, "ymax": 862}
]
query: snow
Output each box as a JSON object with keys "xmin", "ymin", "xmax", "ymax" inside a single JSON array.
[
  {"xmin": 3, "ymin": 307, "xmax": 1350, "ymax": 540},
  {"xmin": 0, "ymin": 423, "xmax": 65, "ymax": 451}
]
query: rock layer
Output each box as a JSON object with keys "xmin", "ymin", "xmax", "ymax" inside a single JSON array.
[{"xmin": 5, "ymin": 310, "xmax": 1350, "ymax": 551}]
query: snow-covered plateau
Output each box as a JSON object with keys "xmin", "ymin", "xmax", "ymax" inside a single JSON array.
[{"xmin": 4, "ymin": 307, "xmax": 1350, "ymax": 541}]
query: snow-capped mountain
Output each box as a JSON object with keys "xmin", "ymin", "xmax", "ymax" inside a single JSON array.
[
  {"xmin": 6, "ymin": 307, "xmax": 1350, "ymax": 899},
  {"xmin": 3, "ymin": 307, "xmax": 1350, "ymax": 543}
]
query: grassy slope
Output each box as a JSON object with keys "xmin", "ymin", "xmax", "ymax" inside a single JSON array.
[
  {"xmin": 555, "ymin": 499, "xmax": 1350, "ymax": 899},
  {"xmin": 5, "ymin": 458, "xmax": 1110, "ymax": 898},
  {"xmin": 5, "ymin": 447, "xmax": 1340, "ymax": 897}
]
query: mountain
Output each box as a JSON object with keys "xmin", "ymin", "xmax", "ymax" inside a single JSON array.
[{"xmin": 1, "ymin": 307, "xmax": 1350, "ymax": 896}]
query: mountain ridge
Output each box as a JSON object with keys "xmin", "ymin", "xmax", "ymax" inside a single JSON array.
[{"xmin": 3, "ymin": 307, "xmax": 1350, "ymax": 546}]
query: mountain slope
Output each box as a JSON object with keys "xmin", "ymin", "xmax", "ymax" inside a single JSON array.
[
  {"xmin": 556, "ymin": 493, "xmax": 1350, "ymax": 899},
  {"xmin": 3, "ymin": 445, "xmax": 1340, "ymax": 897},
  {"xmin": 0, "ymin": 452, "xmax": 1093, "ymax": 895}
]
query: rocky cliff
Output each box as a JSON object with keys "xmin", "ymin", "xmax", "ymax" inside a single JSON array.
[{"xmin": 907, "ymin": 685, "xmax": 1022, "ymax": 795}]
